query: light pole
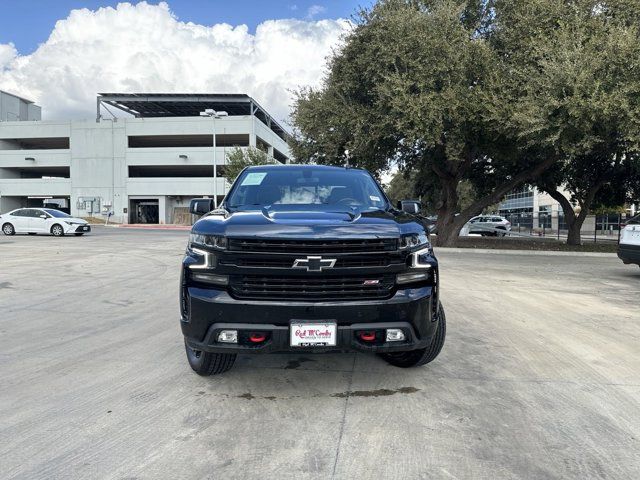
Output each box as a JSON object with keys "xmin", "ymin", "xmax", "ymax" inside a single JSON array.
[{"xmin": 200, "ymin": 109, "xmax": 228, "ymax": 207}]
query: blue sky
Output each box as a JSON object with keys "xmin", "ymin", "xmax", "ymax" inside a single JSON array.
[{"xmin": 0, "ymin": 0, "xmax": 368, "ymax": 54}]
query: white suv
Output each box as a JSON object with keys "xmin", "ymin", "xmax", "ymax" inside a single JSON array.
[
  {"xmin": 0, "ymin": 208, "xmax": 91, "ymax": 236},
  {"xmin": 618, "ymin": 214, "xmax": 640, "ymax": 267},
  {"xmin": 466, "ymin": 215, "xmax": 512, "ymax": 236}
]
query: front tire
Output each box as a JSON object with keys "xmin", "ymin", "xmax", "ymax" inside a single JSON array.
[
  {"xmin": 380, "ymin": 302, "xmax": 446, "ymax": 368},
  {"xmin": 50, "ymin": 224, "xmax": 65, "ymax": 236},
  {"xmin": 184, "ymin": 340, "xmax": 236, "ymax": 376},
  {"xmin": 2, "ymin": 223, "xmax": 15, "ymax": 236}
]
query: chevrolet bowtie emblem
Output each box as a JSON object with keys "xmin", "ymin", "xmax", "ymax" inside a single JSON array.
[{"xmin": 292, "ymin": 256, "xmax": 337, "ymax": 272}]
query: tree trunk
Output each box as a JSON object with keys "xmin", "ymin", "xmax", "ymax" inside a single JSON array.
[
  {"xmin": 436, "ymin": 216, "xmax": 469, "ymax": 247},
  {"xmin": 566, "ymin": 219, "xmax": 582, "ymax": 245},
  {"xmin": 565, "ymin": 208, "xmax": 591, "ymax": 245},
  {"xmin": 434, "ymin": 175, "xmax": 461, "ymax": 247},
  {"xmin": 543, "ymin": 184, "xmax": 603, "ymax": 246},
  {"xmin": 544, "ymin": 188, "xmax": 580, "ymax": 244},
  {"xmin": 430, "ymin": 155, "xmax": 557, "ymax": 248}
]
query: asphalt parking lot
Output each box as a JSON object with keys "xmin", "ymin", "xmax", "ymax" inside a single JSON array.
[{"xmin": 1, "ymin": 227, "xmax": 639, "ymax": 479}]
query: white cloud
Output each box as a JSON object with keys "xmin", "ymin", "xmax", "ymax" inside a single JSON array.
[
  {"xmin": 0, "ymin": 43, "xmax": 17, "ymax": 71},
  {"xmin": 307, "ymin": 5, "xmax": 327, "ymax": 19},
  {"xmin": 0, "ymin": 2, "xmax": 350, "ymax": 123}
]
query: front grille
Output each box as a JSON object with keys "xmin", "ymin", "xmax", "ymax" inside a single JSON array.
[
  {"xmin": 227, "ymin": 238, "xmax": 398, "ymax": 253},
  {"xmin": 220, "ymin": 255, "xmax": 404, "ymax": 269},
  {"xmin": 229, "ymin": 274, "xmax": 396, "ymax": 301}
]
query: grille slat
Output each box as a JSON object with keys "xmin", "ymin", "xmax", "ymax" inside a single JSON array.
[
  {"xmin": 228, "ymin": 238, "xmax": 398, "ymax": 253},
  {"xmin": 230, "ymin": 275, "xmax": 395, "ymax": 301},
  {"xmin": 220, "ymin": 256, "xmax": 402, "ymax": 269}
]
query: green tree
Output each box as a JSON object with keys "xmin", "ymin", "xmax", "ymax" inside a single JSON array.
[
  {"xmin": 291, "ymin": 0, "xmax": 557, "ymax": 246},
  {"xmin": 504, "ymin": 0, "xmax": 640, "ymax": 244},
  {"xmin": 385, "ymin": 169, "xmax": 477, "ymax": 214},
  {"xmin": 225, "ymin": 146, "xmax": 277, "ymax": 182},
  {"xmin": 385, "ymin": 170, "xmax": 418, "ymax": 207}
]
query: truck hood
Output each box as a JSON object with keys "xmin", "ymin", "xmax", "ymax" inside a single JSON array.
[{"xmin": 192, "ymin": 206, "xmax": 422, "ymax": 239}]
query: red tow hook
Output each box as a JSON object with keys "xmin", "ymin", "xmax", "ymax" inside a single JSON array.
[
  {"xmin": 359, "ymin": 331, "xmax": 376, "ymax": 342},
  {"xmin": 249, "ymin": 333, "xmax": 267, "ymax": 343}
]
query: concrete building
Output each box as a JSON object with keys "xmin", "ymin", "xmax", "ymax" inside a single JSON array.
[
  {"xmin": 0, "ymin": 90, "xmax": 42, "ymax": 122},
  {"xmin": 0, "ymin": 93, "xmax": 290, "ymax": 224},
  {"xmin": 498, "ymin": 187, "xmax": 571, "ymax": 231},
  {"xmin": 498, "ymin": 186, "xmax": 637, "ymax": 234}
]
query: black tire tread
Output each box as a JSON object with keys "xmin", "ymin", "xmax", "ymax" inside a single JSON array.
[
  {"xmin": 185, "ymin": 340, "xmax": 236, "ymax": 376},
  {"xmin": 201, "ymin": 351, "xmax": 237, "ymax": 376}
]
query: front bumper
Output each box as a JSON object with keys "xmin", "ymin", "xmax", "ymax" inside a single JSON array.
[
  {"xmin": 618, "ymin": 244, "xmax": 640, "ymax": 265},
  {"xmin": 64, "ymin": 224, "xmax": 92, "ymax": 234},
  {"xmin": 181, "ymin": 285, "xmax": 437, "ymax": 354}
]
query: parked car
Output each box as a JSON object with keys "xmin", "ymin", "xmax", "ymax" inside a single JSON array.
[
  {"xmin": 180, "ymin": 165, "xmax": 445, "ymax": 375},
  {"xmin": 466, "ymin": 215, "xmax": 511, "ymax": 236},
  {"xmin": 0, "ymin": 208, "xmax": 91, "ymax": 236},
  {"xmin": 618, "ymin": 214, "xmax": 640, "ymax": 268}
]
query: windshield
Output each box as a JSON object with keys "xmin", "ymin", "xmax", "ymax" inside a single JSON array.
[
  {"xmin": 227, "ymin": 168, "xmax": 388, "ymax": 210},
  {"xmin": 44, "ymin": 209, "xmax": 71, "ymax": 218},
  {"xmin": 628, "ymin": 214, "xmax": 640, "ymax": 225}
]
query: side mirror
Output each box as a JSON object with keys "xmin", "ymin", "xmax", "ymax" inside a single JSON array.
[
  {"xmin": 398, "ymin": 200, "xmax": 421, "ymax": 214},
  {"xmin": 189, "ymin": 198, "xmax": 215, "ymax": 216},
  {"xmin": 40, "ymin": 214, "xmax": 47, "ymax": 219}
]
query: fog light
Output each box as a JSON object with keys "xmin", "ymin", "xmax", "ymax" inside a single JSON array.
[
  {"xmin": 191, "ymin": 272, "xmax": 228, "ymax": 286},
  {"xmin": 396, "ymin": 271, "xmax": 430, "ymax": 285},
  {"xmin": 217, "ymin": 330, "xmax": 238, "ymax": 343},
  {"xmin": 386, "ymin": 329, "xmax": 405, "ymax": 342}
]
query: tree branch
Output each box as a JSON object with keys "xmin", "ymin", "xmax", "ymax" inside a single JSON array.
[
  {"xmin": 459, "ymin": 156, "xmax": 557, "ymax": 220},
  {"xmin": 544, "ymin": 187, "xmax": 575, "ymax": 221}
]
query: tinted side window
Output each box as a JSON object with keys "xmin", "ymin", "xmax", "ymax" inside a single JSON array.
[{"xmin": 11, "ymin": 209, "xmax": 29, "ymax": 217}]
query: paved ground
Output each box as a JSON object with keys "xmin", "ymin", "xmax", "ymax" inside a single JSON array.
[{"xmin": 0, "ymin": 227, "xmax": 639, "ymax": 480}]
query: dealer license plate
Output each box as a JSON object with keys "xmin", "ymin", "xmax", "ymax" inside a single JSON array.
[{"xmin": 290, "ymin": 322, "xmax": 337, "ymax": 347}]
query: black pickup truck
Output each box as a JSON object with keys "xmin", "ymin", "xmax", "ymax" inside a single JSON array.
[{"xmin": 180, "ymin": 165, "xmax": 445, "ymax": 375}]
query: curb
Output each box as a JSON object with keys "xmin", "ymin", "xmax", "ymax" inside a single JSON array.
[{"xmin": 434, "ymin": 247, "xmax": 617, "ymax": 258}]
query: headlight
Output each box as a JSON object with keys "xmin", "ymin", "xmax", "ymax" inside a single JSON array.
[
  {"xmin": 189, "ymin": 233, "xmax": 227, "ymax": 249},
  {"xmin": 397, "ymin": 246, "xmax": 434, "ymax": 285},
  {"xmin": 399, "ymin": 232, "xmax": 429, "ymax": 250},
  {"xmin": 410, "ymin": 246, "xmax": 434, "ymax": 268},
  {"xmin": 64, "ymin": 221, "xmax": 80, "ymax": 225},
  {"xmin": 188, "ymin": 247, "xmax": 217, "ymax": 270}
]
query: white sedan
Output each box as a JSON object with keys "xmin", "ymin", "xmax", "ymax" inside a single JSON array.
[{"xmin": 0, "ymin": 208, "xmax": 91, "ymax": 236}]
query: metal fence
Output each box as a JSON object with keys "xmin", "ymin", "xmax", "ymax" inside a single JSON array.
[{"xmin": 500, "ymin": 211, "xmax": 632, "ymax": 242}]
